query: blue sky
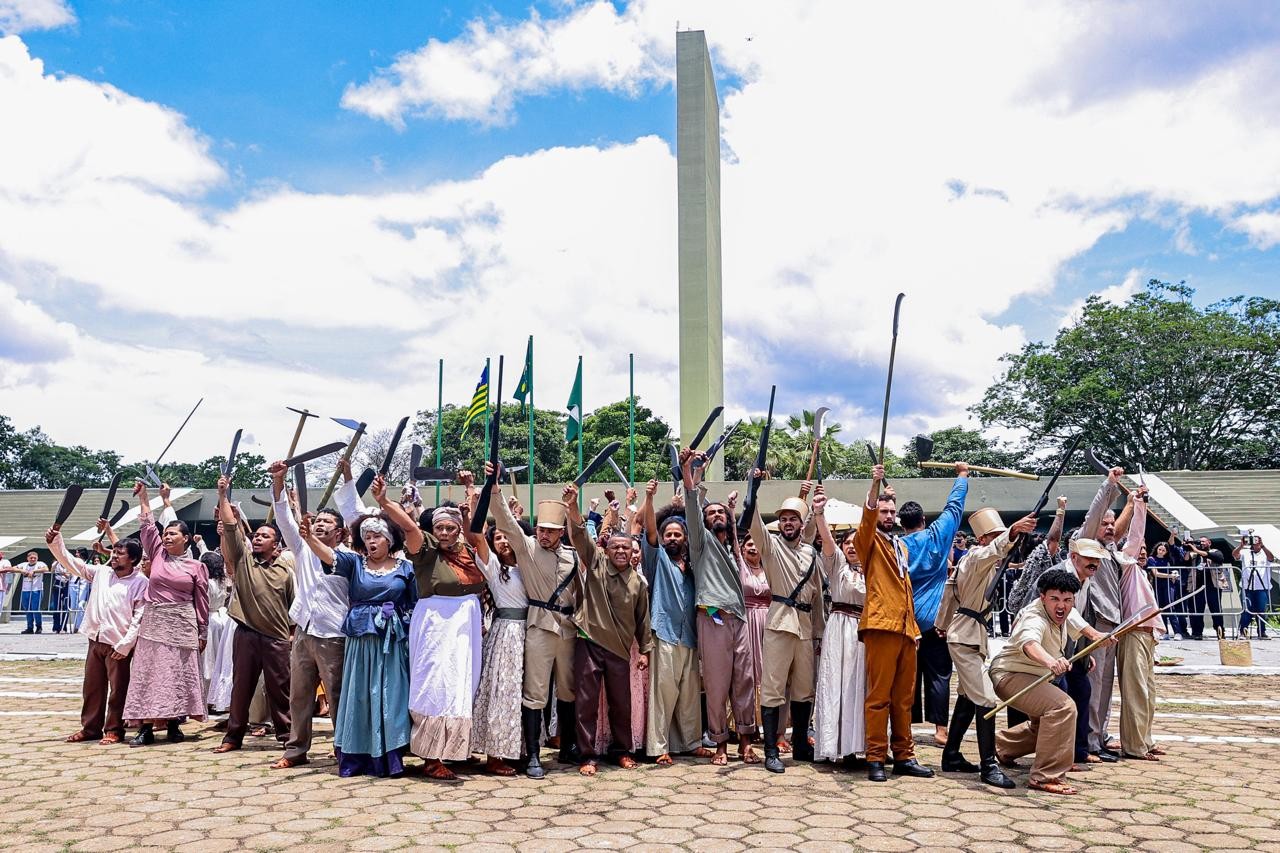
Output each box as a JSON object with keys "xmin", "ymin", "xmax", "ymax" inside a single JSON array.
[{"xmin": 3, "ymin": 0, "xmax": 1280, "ymax": 463}]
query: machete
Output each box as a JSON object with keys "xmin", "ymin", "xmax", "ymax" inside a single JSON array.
[
  {"xmin": 99, "ymin": 472, "xmax": 123, "ymax": 522},
  {"xmin": 694, "ymin": 421, "xmax": 740, "ymax": 470},
  {"xmin": 379, "ymin": 417, "xmax": 410, "ymax": 478},
  {"xmin": 283, "ymin": 441, "xmax": 346, "ymax": 468},
  {"xmin": 574, "ymin": 441, "xmax": 623, "ymax": 488},
  {"xmin": 356, "ymin": 466, "xmax": 376, "ymax": 497},
  {"xmin": 53, "ymin": 485, "xmax": 86, "ymax": 533},
  {"xmin": 145, "ymin": 397, "xmax": 204, "ymax": 486},
  {"xmin": 606, "ymin": 456, "xmax": 632, "ymax": 489},
  {"xmin": 667, "ymin": 442, "xmax": 682, "ymax": 493},
  {"xmin": 689, "ymin": 406, "xmax": 724, "ymax": 451},
  {"xmin": 738, "ymin": 385, "xmax": 776, "ymax": 534},
  {"xmin": 221, "ymin": 429, "xmax": 243, "ymax": 499},
  {"xmin": 294, "ymin": 463, "xmax": 308, "ymax": 516}
]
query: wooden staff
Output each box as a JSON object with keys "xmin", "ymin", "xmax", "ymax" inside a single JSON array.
[
  {"xmin": 268, "ymin": 407, "xmax": 316, "ymax": 524},
  {"xmin": 984, "ymin": 584, "xmax": 1204, "ymax": 720}
]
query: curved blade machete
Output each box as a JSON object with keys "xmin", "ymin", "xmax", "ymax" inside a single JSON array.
[
  {"xmin": 283, "ymin": 441, "xmax": 346, "ymax": 468},
  {"xmin": 575, "ymin": 441, "xmax": 623, "ymax": 488},
  {"xmin": 356, "ymin": 467, "xmax": 376, "ymax": 497},
  {"xmin": 689, "ymin": 406, "xmax": 724, "ymax": 450},
  {"xmin": 53, "ymin": 485, "xmax": 85, "ymax": 532},
  {"xmin": 294, "ymin": 464, "xmax": 308, "ymax": 516},
  {"xmin": 99, "ymin": 472, "xmax": 124, "ymax": 521},
  {"xmin": 379, "ymin": 417, "xmax": 410, "ymax": 478}
]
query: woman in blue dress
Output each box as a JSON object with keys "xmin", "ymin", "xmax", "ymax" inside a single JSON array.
[{"xmin": 301, "ymin": 480, "xmax": 416, "ymax": 777}]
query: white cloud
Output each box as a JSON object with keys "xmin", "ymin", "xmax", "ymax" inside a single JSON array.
[
  {"xmin": 1232, "ymin": 210, "xmax": 1280, "ymax": 249},
  {"xmin": 7, "ymin": 1, "xmax": 1280, "ymax": 461},
  {"xmin": 0, "ymin": 0, "xmax": 73, "ymax": 34},
  {"xmin": 1058, "ymin": 269, "xmax": 1144, "ymax": 329}
]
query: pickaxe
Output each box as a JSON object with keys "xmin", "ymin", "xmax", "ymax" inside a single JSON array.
[
  {"xmin": 267, "ymin": 407, "xmax": 318, "ymax": 524},
  {"xmin": 913, "ymin": 434, "xmax": 1038, "ymax": 481}
]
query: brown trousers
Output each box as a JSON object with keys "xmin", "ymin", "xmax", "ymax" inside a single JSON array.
[
  {"xmin": 862, "ymin": 629, "xmax": 916, "ymax": 763},
  {"xmin": 575, "ymin": 638, "xmax": 632, "ymax": 760},
  {"xmin": 81, "ymin": 639, "xmax": 131, "ymax": 738},
  {"xmin": 696, "ymin": 610, "xmax": 757, "ymax": 741},
  {"xmin": 224, "ymin": 626, "xmax": 292, "ymax": 746},
  {"xmin": 994, "ymin": 672, "xmax": 1076, "ymax": 784},
  {"xmin": 282, "ymin": 633, "xmax": 345, "ymax": 761}
]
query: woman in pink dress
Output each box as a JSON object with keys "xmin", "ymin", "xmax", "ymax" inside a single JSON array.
[{"xmin": 122, "ymin": 481, "xmax": 209, "ymax": 746}]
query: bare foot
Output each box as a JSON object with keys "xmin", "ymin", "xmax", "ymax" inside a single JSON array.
[
  {"xmin": 933, "ymin": 725, "xmax": 947, "ymax": 747},
  {"xmin": 711, "ymin": 748, "xmax": 728, "ymax": 766},
  {"xmin": 579, "ymin": 762, "xmax": 597, "ymax": 776},
  {"xmin": 655, "ymin": 753, "xmax": 674, "ymax": 766},
  {"xmin": 777, "ymin": 738, "xmax": 792, "ymax": 754},
  {"xmin": 739, "ymin": 744, "xmax": 761, "ymax": 764},
  {"xmin": 618, "ymin": 755, "xmax": 638, "ymax": 769}
]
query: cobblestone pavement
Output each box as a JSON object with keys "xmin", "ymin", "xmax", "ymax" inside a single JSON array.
[{"xmin": 3, "ymin": 659, "xmax": 1278, "ymax": 852}]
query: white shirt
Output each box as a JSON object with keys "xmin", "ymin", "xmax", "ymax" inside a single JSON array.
[
  {"xmin": 1241, "ymin": 551, "xmax": 1275, "ymax": 592},
  {"xmin": 272, "ymin": 478, "xmax": 363, "ymax": 639},
  {"xmin": 0, "ymin": 559, "xmax": 10, "ymax": 591},
  {"xmin": 22, "ymin": 561, "xmax": 47, "ymax": 592},
  {"xmin": 82, "ymin": 565, "xmax": 148, "ymax": 653}
]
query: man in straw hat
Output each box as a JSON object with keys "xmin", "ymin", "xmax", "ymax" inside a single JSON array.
[
  {"xmin": 490, "ymin": 478, "xmax": 581, "ymax": 778},
  {"xmin": 857, "ymin": 464, "xmax": 933, "ymax": 782},
  {"xmin": 747, "ymin": 475, "xmax": 822, "ymax": 774},
  {"xmin": 936, "ymin": 507, "xmax": 1036, "ymax": 788}
]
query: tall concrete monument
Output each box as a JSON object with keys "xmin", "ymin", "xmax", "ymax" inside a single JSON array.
[{"xmin": 676, "ymin": 30, "xmax": 726, "ymax": 480}]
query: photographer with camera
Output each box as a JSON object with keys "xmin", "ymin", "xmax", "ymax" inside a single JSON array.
[{"xmin": 1234, "ymin": 532, "xmax": 1276, "ymax": 640}]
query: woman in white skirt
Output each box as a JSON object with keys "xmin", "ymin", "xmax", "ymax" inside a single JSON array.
[
  {"xmin": 378, "ymin": 476, "xmax": 494, "ymax": 782},
  {"xmin": 200, "ymin": 551, "xmax": 235, "ymax": 716},
  {"xmin": 811, "ymin": 488, "xmax": 867, "ymax": 763},
  {"xmin": 470, "ymin": 488, "xmax": 529, "ymax": 776}
]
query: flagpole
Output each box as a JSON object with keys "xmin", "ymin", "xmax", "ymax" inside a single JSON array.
[
  {"xmin": 577, "ymin": 355, "xmax": 584, "ymax": 512},
  {"xmin": 628, "ymin": 353, "xmax": 635, "ymax": 484},
  {"xmin": 435, "ymin": 358, "xmax": 443, "ymax": 506},
  {"xmin": 482, "ymin": 356, "xmax": 492, "ymax": 466},
  {"xmin": 527, "ymin": 336, "xmax": 535, "ymax": 516}
]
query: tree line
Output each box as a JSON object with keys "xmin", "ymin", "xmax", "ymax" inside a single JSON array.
[{"xmin": 3, "ymin": 280, "xmax": 1275, "ymax": 490}]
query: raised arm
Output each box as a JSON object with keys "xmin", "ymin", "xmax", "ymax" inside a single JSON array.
[
  {"xmin": 44, "ymin": 529, "xmax": 91, "ymax": 581},
  {"xmin": 158, "ymin": 482, "xmax": 177, "ymax": 526},
  {"xmin": 215, "ymin": 476, "xmax": 245, "ymax": 578},
  {"xmin": 372, "ymin": 475, "xmax": 423, "ymax": 555},
  {"xmin": 641, "ymin": 479, "xmax": 659, "ymax": 548},
  {"xmin": 487, "ymin": 461, "xmax": 537, "ymax": 565},
  {"xmin": 563, "ymin": 483, "xmax": 596, "ymax": 565},
  {"xmin": 813, "ymin": 487, "xmax": 838, "ymax": 558},
  {"xmin": 1046, "ymin": 496, "xmax": 1067, "ymax": 556},
  {"xmin": 1121, "ymin": 485, "xmax": 1149, "ymax": 559},
  {"xmin": 925, "ymin": 467, "xmax": 970, "ymax": 556},
  {"xmin": 1081, "ymin": 468, "xmax": 1122, "ymax": 541},
  {"xmin": 269, "ymin": 461, "xmax": 305, "ymax": 556},
  {"xmin": 854, "ymin": 464, "xmax": 884, "ymax": 561},
  {"xmin": 132, "ymin": 480, "xmax": 164, "ymax": 563}
]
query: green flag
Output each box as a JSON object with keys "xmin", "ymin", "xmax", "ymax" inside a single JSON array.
[
  {"xmin": 461, "ymin": 361, "xmax": 489, "ymax": 436},
  {"xmin": 565, "ymin": 358, "xmax": 582, "ymax": 442},
  {"xmin": 513, "ymin": 336, "xmax": 533, "ymax": 415}
]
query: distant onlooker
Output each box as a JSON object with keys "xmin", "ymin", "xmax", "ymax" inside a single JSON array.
[
  {"xmin": 0, "ymin": 550, "xmax": 15, "ymax": 623},
  {"xmin": 20, "ymin": 551, "xmax": 49, "ymax": 634},
  {"xmin": 1146, "ymin": 541, "xmax": 1185, "ymax": 639},
  {"xmin": 1235, "ymin": 534, "xmax": 1276, "ymax": 640}
]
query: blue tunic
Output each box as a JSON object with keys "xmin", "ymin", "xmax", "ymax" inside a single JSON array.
[
  {"xmin": 641, "ymin": 539, "xmax": 698, "ymax": 649},
  {"xmin": 328, "ymin": 551, "xmax": 416, "ymax": 776},
  {"xmin": 903, "ymin": 478, "xmax": 968, "ymax": 630}
]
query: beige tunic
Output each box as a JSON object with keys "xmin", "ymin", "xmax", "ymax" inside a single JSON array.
[
  {"xmin": 989, "ymin": 600, "xmax": 1086, "ymax": 683},
  {"xmin": 749, "ymin": 509, "xmax": 821, "ymax": 640},
  {"xmin": 938, "ymin": 531, "xmax": 1012, "ymax": 707},
  {"xmin": 492, "ymin": 494, "xmax": 577, "ymax": 637}
]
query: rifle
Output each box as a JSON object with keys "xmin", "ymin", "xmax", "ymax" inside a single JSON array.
[{"xmin": 737, "ymin": 385, "xmax": 776, "ymax": 534}]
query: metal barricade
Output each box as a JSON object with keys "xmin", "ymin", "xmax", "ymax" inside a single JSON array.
[{"xmin": 1, "ymin": 570, "xmax": 84, "ymax": 634}]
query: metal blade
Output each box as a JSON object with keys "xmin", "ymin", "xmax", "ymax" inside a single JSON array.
[
  {"xmin": 283, "ymin": 441, "xmax": 346, "ymax": 467},
  {"xmin": 412, "ymin": 466, "xmax": 458, "ymax": 483},
  {"xmin": 1083, "ymin": 447, "xmax": 1110, "ymax": 476},
  {"xmin": 53, "ymin": 485, "xmax": 85, "ymax": 530},
  {"xmin": 293, "ymin": 464, "xmax": 308, "ymax": 515},
  {"xmin": 99, "ymin": 472, "xmax": 124, "ymax": 520},
  {"xmin": 410, "ymin": 443, "xmax": 423, "ymax": 475},
  {"xmin": 812, "ymin": 407, "xmax": 830, "ymax": 442},
  {"xmin": 223, "ymin": 429, "xmax": 243, "ymax": 475},
  {"xmin": 575, "ymin": 441, "xmax": 623, "ymax": 488},
  {"xmin": 667, "ymin": 442, "xmax": 682, "ymax": 491},
  {"xmin": 379, "ymin": 417, "xmax": 409, "ymax": 477},
  {"xmin": 689, "ymin": 406, "xmax": 724, "ymax": 450},
  {"xmin": 109, "ymin": 500, "xmax": 129, "ymax": 526},
  {"xmin": 251, "ymin": 495, "xmax": 272, "ymax": 507},
  {"xmin": 606, "ymin": 456, "xmax": 631, "ymax": 488},
  {"xmin": 914, "ymin": 434, "xmax": 934, "ymax": 465},
  {"xmin": 504, "ymin": 465, "xmax": 528, "ymax": 475},
  {"xmin": 356, "ymin": 467, "xmax": 376, "ymax": 496},
  {"xmin": 1138, "ymin": 463, "xmax": 1147, "ymax": 488},
  {"xmin": 152, "ymin": 397, "xmax": 203, "ymax": 467},
  {"xmin": 144, "ymin": 464, "xmax": 163, "ymax": 488},
  {"xmin": 286, "ymin": 407, "xmax": 319, "ymax": 419},
  {"xmin": 695, "ymin": 420, "xmax": 740, "ymax": 468},
  {"xmin": 331, "ymin": 417, "xmax": 363, "ymax": 431}
]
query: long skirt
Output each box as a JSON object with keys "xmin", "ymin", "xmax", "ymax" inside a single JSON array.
[
  {"xmin": 746, "ymin": 605, "xmax": 790, "ymax": 735},
  {"xmin": 123, "ymin": 601, "xmax": 206, "ymax": 722},
  {"xmin": 593, "ymin": 639, "xmax": 648, "ymax": 754},
  {"xmin": 204, "ymin": 608, "xmax": 235, "ymax": 711},
  {"xmin": 813, "ymin": 613, "xmax": 866, "ymax": 759},
  {"xmin": 470, "ymin": 617, "xmax": 525, "ymax": 760},
  {"xmin": 335, "ymin": 630, "xmax": 411, "ymax": 777},
  {"xmin": 408, "ymin": 595, "xmax": 482, "ymax": 761}
]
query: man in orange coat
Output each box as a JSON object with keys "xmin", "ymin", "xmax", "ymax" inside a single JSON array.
[{"xmin": 855, "ymin": 463, "xmax": 946, "ymax": 782}]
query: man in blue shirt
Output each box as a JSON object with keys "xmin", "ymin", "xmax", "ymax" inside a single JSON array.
[
  {"xmin": 640, "ymin": 479, "xmax": 707, "ymax": 766},
  {"xmin": 899, "ymin": 466, "xmax": 970, "ymax": 746}
]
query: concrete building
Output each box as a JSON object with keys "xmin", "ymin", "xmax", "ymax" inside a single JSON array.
[{"xmin": 676, "ymin": 30, "xmax": 726, "ymax": 479}]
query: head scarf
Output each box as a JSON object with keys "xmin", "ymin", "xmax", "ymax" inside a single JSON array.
[
  {"xmin": 360, "ymin": 517, "xmax": 394, "ymax": 548},
  {"xmin": 432, "ymin": 506, "xmax": 464, "ymax": 530}
]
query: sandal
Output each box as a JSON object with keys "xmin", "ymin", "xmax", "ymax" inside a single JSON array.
[
  {"xmin": 711, "ymin": 751, "xmax": 728, "ymax": 766},
  {"xmin": 1085, "ymin": 753, "xmax": 1102, "ymax": 764},
  {"xmin": 65, "ymin": 731, "xmax": 94, "ymax": 743},
  {"xmin": 739, "ymin": 746, "xmax": 761, "ymax": 764},
  {"xmin": 270, "ymin": 756, "xmax": 308, "ymax": 770},
  {"xmin": 1068, "ymin": 763, "xmax": 1092, "ymax": 773},
  {"xmin": 1149, "ymin": 746, "xmax": 1167, "ymax": 756},
  {"xmin": 1028, "ymin": 779, "xmax": 1078, "ymax": 795},
  {"xmin": 1125, "ymin": 752, "xmax": 1159, "ymax": 761},
  {"xmin": 655, "ymin": 754, "xmax": 674, "ymax": 766},
  {"xmin": 689, "ymin": 747, "xmax": 715, "ymax": 758},
  {"xmin": 422, "ymin": 760, "xmax": 459, "ymax": 781},
  {"xmin": 98, "ymin": 733, "xmax": 123, "ymax": 746},
  {"xmin": 776, "ymin": 738, "xmax": 792, "ymax": 754},
  {"xmin": 484, "ymin": 757, "xmax": 516, "ymax": 777}
]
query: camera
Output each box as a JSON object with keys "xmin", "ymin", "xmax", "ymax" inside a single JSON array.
[{"xmin": 1242, "ymin": 529, "xmax": 1257, "ymax": 548}]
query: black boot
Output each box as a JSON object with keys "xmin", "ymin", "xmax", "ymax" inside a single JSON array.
[
  {"xmin": 790, "ymin": 701, "xmax": 814, "ymax": 762},
  {"xmin": 523, "ymin": 707, "xmax": 545, "ymax": 779},
  {"xmin": 556, "ymin": 700, "xmax": 580, "ymax": 764},
  {"xmin": 166, "ymin": 719, "xmax": 185, "ymax": 743},
  {"xmin": 761, "ymin": 705, "xmax": 785, "ymax": 773},
  {"xmin": 976, "ymin": 709, "xmax": 1015, "ymax": 789},
  {"xmin": 940, "ymin": 695, "xmax": 979, "ymax": 773},
  {"xmin": 129, "ymin": 724, "xmax": 155, "ymax": 747},
  {"xmin": 867, "ymin": 761, "xmax": 887, "ymax": 782}
]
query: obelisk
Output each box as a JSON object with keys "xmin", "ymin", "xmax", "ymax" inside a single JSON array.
[{"xmin": 676, "ymin": 30, "xmax": 725, "ymax": 480}]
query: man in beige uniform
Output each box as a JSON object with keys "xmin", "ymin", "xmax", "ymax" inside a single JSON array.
[
  {"xmin": 937, "ymin": 508, "xmax": 1034, "ymax": 788},
  {"xmin": 491, "ymin": 485, "xmax": 580, "ymax": 778},
  {"xmin": 748, "ymin": 492, "xmax": 821, "ymax": 773},
  {"xmin": 988, "ymin": 567, "xmax": 1091, "ymax": 795}
]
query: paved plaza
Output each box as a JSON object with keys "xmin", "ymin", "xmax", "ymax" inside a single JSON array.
[{"xmin": 2, "ymin": 656, "xmax": 1278, "ymax": 853}]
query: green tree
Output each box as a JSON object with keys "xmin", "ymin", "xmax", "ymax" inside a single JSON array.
[
  {"xmin": 722, "ymin": 411, "xmax": 917, "ymax": 480},
  {"xmin": 0, "ymin": 423, "xmax": 121, "ymax": 489},
  {"xmin": 145, "ymin": 454, "xmax": 270, "ymax": 489},
  {"xmin": 899, "ymin": 426, "xmax": 1025, "ymax": 477},
  {"xmin": 555, "ymin": 398, "xmax": 674, "ymax": 484},
  {"xmin": 972, "ymin": 280, "xmax": 1280, "ymax": 471},
  {"xmin": 412, "ymin": 404, "xmax": 570, "ymax": 484}
]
